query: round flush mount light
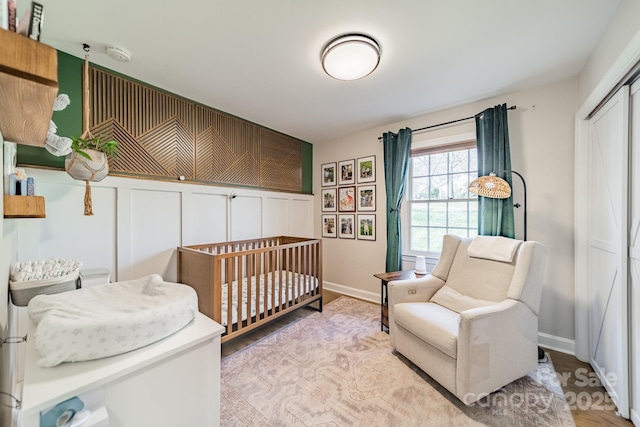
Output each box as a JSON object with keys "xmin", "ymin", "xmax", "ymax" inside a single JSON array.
[
  {"xmin": 321, "ymin": 34, "xmax": 380, "ymax": 81},
  {"xmin": 106, "ymin": 45, "xmax": 131, "ymax": 62}
]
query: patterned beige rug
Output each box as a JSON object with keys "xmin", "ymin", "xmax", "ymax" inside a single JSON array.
[{"xmin": 221, "ymin": 297, "xmax": 575, "ymax": 426}]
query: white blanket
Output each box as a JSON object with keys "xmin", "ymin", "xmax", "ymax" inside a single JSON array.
[
  {"xmin": 467, "ymin": 235, "xmax": 523, "ymax": 263},
  {"xmin": 28, "ymin": 274, "xmax": 198, "ymax": 367}
]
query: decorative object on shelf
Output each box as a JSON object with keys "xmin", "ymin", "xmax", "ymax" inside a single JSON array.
[
  {"xmin": 357, "ymin": 214, "xmax": 376, "ymax": 241},
  {"xmin": 357, "ymin": 155, "xmax": 376, "ymax": 183},
  {"xmin": 65, "ymin": 44, "xmax": 118, "ymax": 216},
  {"xmin": 321, "ymin": 34, "xmax": 381, "ymax": 81},
  {"xmin": 468, "ymin": 170, "xmax": 527, "ymax": 241},
  {"xmin": 44, "ymin": 93, "xmax": 73, "ymax": 156},
  {"xmin": 321, "ymin": 188, "xmax": 337, "ymax": 212},
  {"xmin": 338, "ymin": 214, "xmax": 355, "ymax": 239},
  {"xmin": 357, "ymin": 184, "xmax": 376, "ymax": 211},
  {"xmin": 337, "ymin": 159, "xmax": 355, "ymax": 185},
  {"xmin": 338, "ymin": 186, "xmax": 355, "ymax": 212},
  {"xmin": 322, "ymin": 214, "xmax": 337, "ymax": 238},
  {"xmin": 321, "ymin": 162, "xmax": 336, "ymax": 187}
]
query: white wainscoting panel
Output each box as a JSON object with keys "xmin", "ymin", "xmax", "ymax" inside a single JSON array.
[
  {"xmin": 129, "ymin": 189, "xmax": 182, "ymax": 282},
  {"xmin": 230, "ymin": 196, "xmax": 262, "ymax": 240},
  {"xmin": 17, "ymin": 168, "xmax": 314, "ymax": 285},
  {"xmin": 16, "ymin": 182, "xmax": 117, "ymax": 274},
  {"xmin": 290, "ymin": 198, "xmax": 313, "ymax": 238},
  {"xmin": 263, "ymin": 197, "xmax": 289, "ymax": 237},
  {"xmin": 186, "ymin": 192, "xmax": 228, "ymax": 246}
]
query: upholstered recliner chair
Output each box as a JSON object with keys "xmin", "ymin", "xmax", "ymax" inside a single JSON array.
[{"xmin": 388, "ymin": 234, "xmax": 547, "ymax": 405}]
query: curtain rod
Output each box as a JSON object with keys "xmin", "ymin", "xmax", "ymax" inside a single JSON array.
[{"xmin": 377, "ymin": 105, "xmax": 517, "ymax": 141}]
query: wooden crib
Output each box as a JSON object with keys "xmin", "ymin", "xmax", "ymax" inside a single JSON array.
[{"xmin": 177, "ymin": 236, "xmax": 322, "ymax": 342}]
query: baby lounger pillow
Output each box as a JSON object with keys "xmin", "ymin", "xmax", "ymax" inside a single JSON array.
[{"xmin": 28, "ymin": 274, "xmax": 198, "ymax": 367}]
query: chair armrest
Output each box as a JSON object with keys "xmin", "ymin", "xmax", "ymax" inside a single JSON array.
[
  {"xmin": 388, "ymin": 274, "xmax": 445, "ymax": 307},
  {"xmin": 387, "ymin": 274, "xmax": 446, "ymax": 348},
  {"xmin": 456, "ymin": 299, "xmax": 539, "ymax": 403}
]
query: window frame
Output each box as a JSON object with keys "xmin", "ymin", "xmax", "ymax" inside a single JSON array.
[{"xmin": 402, "ymin": 132, "xmax": 478, "ymax": 258}]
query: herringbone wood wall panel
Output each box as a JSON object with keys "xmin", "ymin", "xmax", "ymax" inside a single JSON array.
[{"xmin": 89, "ymin": 67, "xmax": 302, "ymax": 192}]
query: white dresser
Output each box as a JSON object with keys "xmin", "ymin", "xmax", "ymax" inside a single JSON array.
[{"xmin": 19, "ymin": 313, "xmax": 224, "ymax": 427}]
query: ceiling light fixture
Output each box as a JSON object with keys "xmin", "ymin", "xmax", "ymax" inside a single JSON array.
[{"xmin": 321, "ymin": 34, "xmax": 380, "ymax": 81}]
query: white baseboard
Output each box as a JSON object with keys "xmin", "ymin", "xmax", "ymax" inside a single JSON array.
[
  {"xmin": 631, "ymin": 408, "xmax": 639, "ymax": 426},
  {"xmin": 323, "ymin": 281, "xmax": 379, "ymax": 304},
  {"xmin": 324, "ymin": 282, "xmax": 578, "ymax": 358},
  {"xmin": 537, "ymin": 332, "xmax": 575, "ymax": 356}
]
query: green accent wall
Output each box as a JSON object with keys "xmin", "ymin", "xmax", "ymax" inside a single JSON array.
[
  {"xmin": 301, "ymin": 142, "xmax": 312, "ymax": 194},
  {"xmin": 17, "ymin": 51, "xmax": 314, "ymax": 194}
]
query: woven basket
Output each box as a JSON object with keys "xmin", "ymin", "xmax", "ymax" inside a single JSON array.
[{"xmin": 10, "ymin": 271, "xmax": 79, "ymax": 307}]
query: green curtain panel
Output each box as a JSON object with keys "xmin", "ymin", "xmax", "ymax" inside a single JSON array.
[
  {"xmin": 475, "ymin": 104, "xmax": 515, "ymax": 238},
  {"xmin": 383, "ymin": 128, "xmax": 412, "ymax": 272}
]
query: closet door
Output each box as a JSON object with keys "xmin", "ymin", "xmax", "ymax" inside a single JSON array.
[
  {"xmin": 630, "ymin": 79, "xmax": 640, "ymax": 423},
  {"xmin": 588, "ymin": 86, "xmax": 629, "ymax": 418}
]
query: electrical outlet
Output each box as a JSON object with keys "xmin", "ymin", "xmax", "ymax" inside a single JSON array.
[{"xmin": 408, "ymin": 289, "xmax": 417, "ymax": 295}]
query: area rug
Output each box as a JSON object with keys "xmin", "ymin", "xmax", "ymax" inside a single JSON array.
[{"xmin": 221, "ymin": 297, "xmax": 575, "ymax": 426}]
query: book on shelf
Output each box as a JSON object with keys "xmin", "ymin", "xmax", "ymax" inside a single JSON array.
[
  {"xmin": 17, "ymin": 1, "xmax": 44, "ymax": 40},
  {"xmin": 7, "ymin": 0, "xmax": 16, "ymax": 31}
]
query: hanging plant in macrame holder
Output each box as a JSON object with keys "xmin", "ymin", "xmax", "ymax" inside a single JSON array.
[{"xmin": 65, "ymin": 44, "xmax": 118, "ymax": 216}]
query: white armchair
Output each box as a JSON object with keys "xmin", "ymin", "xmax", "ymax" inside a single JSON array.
[{"xmin": 388, "ymin": 234, "xmax": 547, "ymax": 405}]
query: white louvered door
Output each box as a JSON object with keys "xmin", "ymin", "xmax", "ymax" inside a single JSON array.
[{"xmin": 588, "ymin": 86, "xmax": 629, "ymax": 419}]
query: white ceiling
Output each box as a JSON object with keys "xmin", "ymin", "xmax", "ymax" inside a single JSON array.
[{"xmin": 35, "ymin": 0, "xmax": 619, "ymax": 144}]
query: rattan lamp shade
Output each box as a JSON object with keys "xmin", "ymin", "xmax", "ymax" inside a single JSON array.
[{"xmin": 468, "ymin": 173, "xmax": 511, "ymax": 199}]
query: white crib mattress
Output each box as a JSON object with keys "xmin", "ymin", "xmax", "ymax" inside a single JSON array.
[
  {"xmin": 221, "ymin": 271, "xmax": 318, "ymax": 326},
  {"xmin": 27, "ymin": 274, "xmax": 198, "ymax": 367}
]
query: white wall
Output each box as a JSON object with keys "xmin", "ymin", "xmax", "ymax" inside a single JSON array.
[
  {"xmin": 16, "ymin": 168, "xmax": 314, "ymax": 283},
  {"xmin": 577, "ymin": 0, "xmax": 640, "ymax": 107},
  {"xmin": 315, "ymin": 78, "xmax": 578, "ymax": 352}
]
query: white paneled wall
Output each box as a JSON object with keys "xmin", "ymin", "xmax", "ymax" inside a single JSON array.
[{"xmin": 17, "ymin": 168, "xmax": 314, "ymax": 283}]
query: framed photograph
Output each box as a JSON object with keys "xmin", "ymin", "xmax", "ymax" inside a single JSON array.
[
  {"xmin": 338, "ymin": 186, "xmax": 356, "ymax": 212},
  {"xmin": 357, "ymin": 185, "xmax": 376, "ymax": 211},
  {"xmin": 322, "ymin": 214, "xmax": 337, "ymax": 238},
  {"xmin": 321, "ymin": 188, "xmax": 337, "ymax": 212},
  {"xmin": 357, "ymin": 155, "xmax": 376, "ymax": 183},
  {"xmin": 338, "ymin": 159, "xmax": 355, "ymax": 185},
  {"xmin": 357, "ymin": 214, "xmax": 376, "ymax": 241},
  {"xmin": 338, "ymin": 214, "xmax": 355, "ymax": 239},
  {"xmin": 321, "ymin": 162, "xmax": 337, "ymax": 187}
]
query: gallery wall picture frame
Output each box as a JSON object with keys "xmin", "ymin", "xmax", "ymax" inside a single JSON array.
[
  {"xmin": 338, "ymin": 214, "xmax": 356, "ymax": 239},
  {"xmin": 338, "ymin": 186, "xmax": 356, "ymax": 212},
  {"xmin": 322, "ymin": 214, "xmax": 337, "ymax": 238},
  {"xmin": 357, "ymin": 185, "xmax": 376, "ymax": 212},
  {"xmin": 357, "ymin": 214, "xmax": 376, "ymax": 241},
  {"xmin": 321, "ymin": 162, "xmax": 337, "ymax": 187},
  {"xmin": 321, "ymin": 188, "xmax": 337, "ymax": 212},
  {"xmin": 357, "ymin": 155, "xmax": 376, "ymax": 183},
  {"xmin": 338, "ymin": 159, "xmax": 355, "ymax": 185}
]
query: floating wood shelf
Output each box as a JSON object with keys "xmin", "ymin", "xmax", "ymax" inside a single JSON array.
[
  {"xmin": 4, "ymin": 195, "xmax": 46, "ymax": 218},
  {"xmin": 0, "ymin": 28, "xmax": 58, "ymax": 146}
]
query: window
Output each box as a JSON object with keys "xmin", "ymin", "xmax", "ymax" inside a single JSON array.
[{"xmin": 406, "ymin": 139, "xmax": 478, "ymax": 255}]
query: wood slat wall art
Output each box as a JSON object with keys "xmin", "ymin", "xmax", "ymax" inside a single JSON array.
[{"xmin": 89, "ymin": 67, "xmax": 303, "ymax": 192}]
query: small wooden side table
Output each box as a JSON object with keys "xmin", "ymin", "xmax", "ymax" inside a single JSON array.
[{"xmin": 373, "ymin": 270, "xmax": 423, "ymax": 332}]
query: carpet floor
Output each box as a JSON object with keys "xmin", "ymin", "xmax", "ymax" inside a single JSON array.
[{"xmin": 221, "ymin": 297, "xmax": 575, "ymax": 426}]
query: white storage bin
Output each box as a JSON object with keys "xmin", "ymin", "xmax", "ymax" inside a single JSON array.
[{"xmin": 9, "ymin": 271, "xmax": 79, "ymax": 307}]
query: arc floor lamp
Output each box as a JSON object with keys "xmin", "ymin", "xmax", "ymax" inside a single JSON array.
[{"xmin": 467, "ymin": 170, "xmax": 527, "ymax": 241}]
